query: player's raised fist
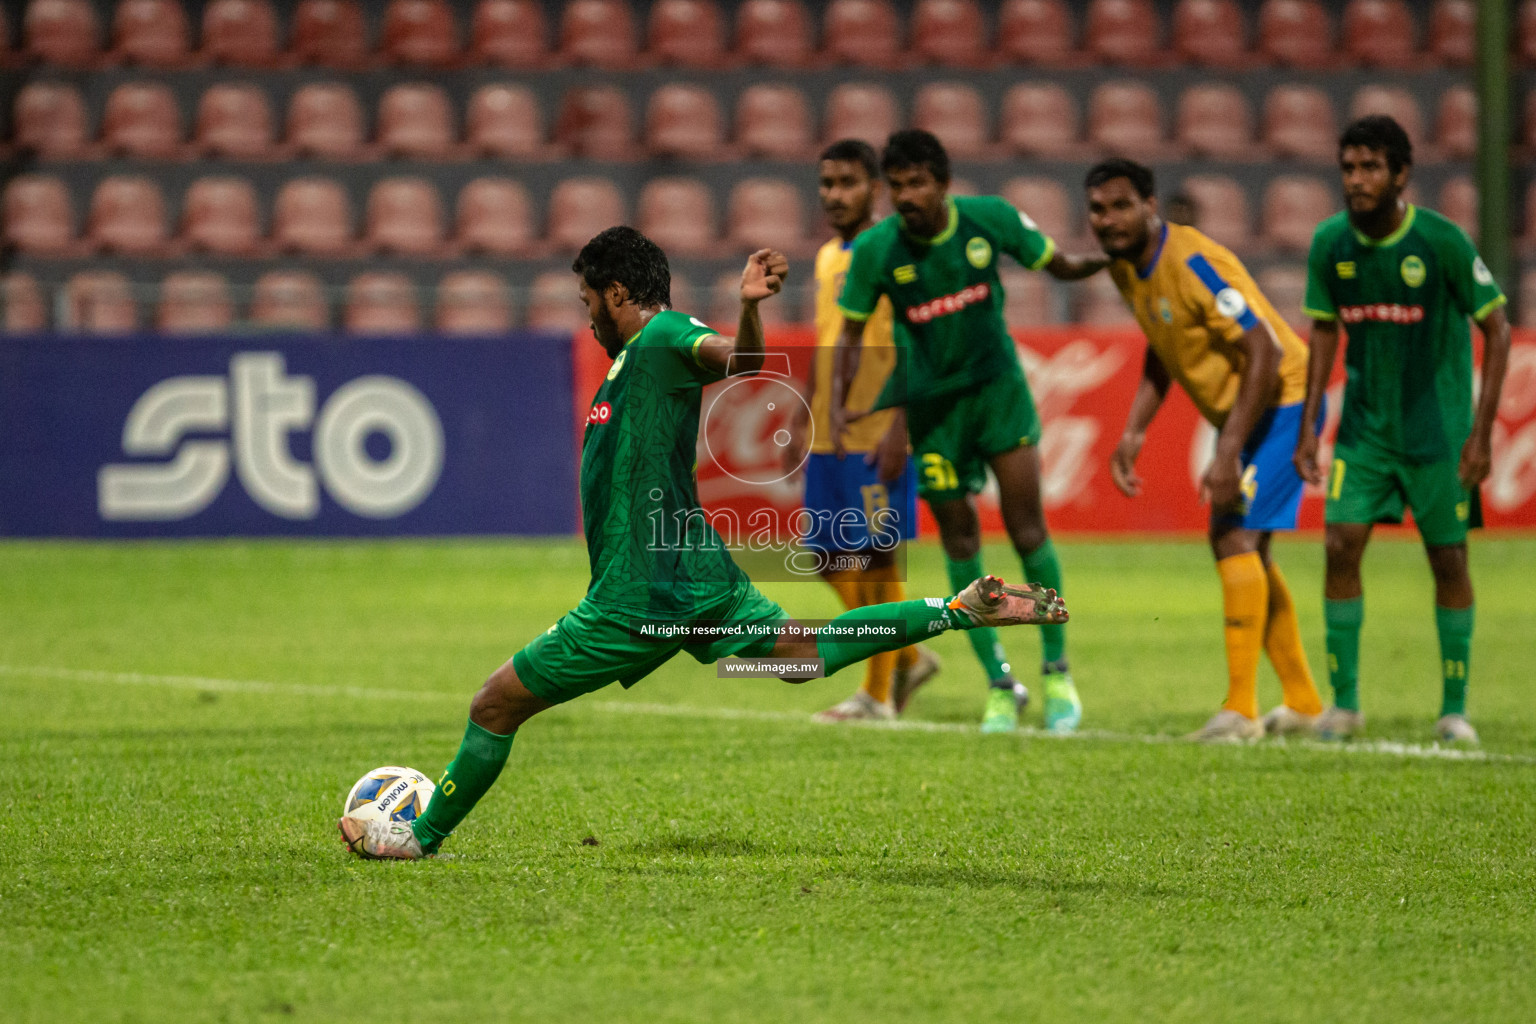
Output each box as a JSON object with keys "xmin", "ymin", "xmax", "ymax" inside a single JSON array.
[{"xmin": 741, "ymin": 249, "xmax": 789, "ymax": 303}]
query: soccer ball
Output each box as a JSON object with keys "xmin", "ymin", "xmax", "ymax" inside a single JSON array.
[{"xmin": 343, "ymin": 766, "xmax": 435, "ymax": 824}]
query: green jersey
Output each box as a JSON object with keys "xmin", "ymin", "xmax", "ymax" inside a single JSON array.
[
  {"xmin": 580, "ymin": 309, "xmax": 748, "ymax": 618},
  {"xmin": 1303, "ymin": 205, "xmax": 1505, "ymax": 462},
  {"xmin": 838, "ymin": 195, "xmax": 1056, "ymax": 408}
]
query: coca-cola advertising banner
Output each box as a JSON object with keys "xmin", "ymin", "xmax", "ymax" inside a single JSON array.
[{"xmin": 575, "ymin": 326, "xmax": 1536, "ymax": 535}]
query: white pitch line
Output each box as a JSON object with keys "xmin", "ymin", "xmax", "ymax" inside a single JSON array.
[{"xmin": 2, "ymin": 663, "xmax": 1531, "ymax": 766}]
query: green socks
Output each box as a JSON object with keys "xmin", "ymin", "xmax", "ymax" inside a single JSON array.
[
  {"xmin": 816, "ymin": 599, "xmax": 974, "ymax": 677},
  {"xmin": 411, "ymin": 719, "xmax": 515, "ymax": 852},
  {"xmin": 946, "ymin": 553, "xmax": 1012, "ymax": 682},
  {"xmin": 1436, "ymin": 604, "xmax": 1474, "ymax": 717},
  {"xmin": 1021, "ymin": 539, "xmax": 1067, "ymax": 665},
  {"xmin": 1325, "ymin": 597, "xmax": 1364, "ymax": 712}
]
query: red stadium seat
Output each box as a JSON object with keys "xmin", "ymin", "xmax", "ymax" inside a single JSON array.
[
  {"xmin": 2, "ymin": 273, "xmax": 48, "ymax": 333},
  {"xmin": 999, "ymin": 267, "xmax": 1055, "ymax": 325},
  {"xmin": 546, "ymin": 176, "xmax": 627, "ymax": 253},
  {"xmin": 638, "ymin": 176, "xmax": 719, "ymax": 258},
  {"xmin": 101, "ymin": 81, "xmax": 183, "ymax": 159},
  {"xmin": 1087, "ymin": 80, "xmax": 1167, "ymax": 157},
  {"xmin": 272, "ymin": 177, "xmax": 355, "ymax": 256},
  {"xmin": 1427, "ymin": 0, "xmax": 1473, "ymax": 67},
  {"xmin": 1172, "ymin": 0, "xmax": 1247, "ymax": 68},
  {"xmin": 1175, "ymin": 83, "xmax": 1254, "ymax": 160},
  {"xmin": 1084, "ymin": 0, "xmax": 1168, "ymax": 67},
  {"xmin": 1438, "ymin": 176, "xmax": 1478, "ymax": 238},
  {"xmin": 910, "ymin": 0, "xmax": 988, "ymax": 68},
  {"xmin": 822, "ymin": 0, "xmax": 901, "ymax": 67},
  {"xmin": 821, "ymin": 83, "xmax": 898, "ymax": 147},
  {"xmin": 87, "ymin": 175, "xmax": 169, "ymax": 255},
  {"xmin": 1260, "ymin": 175, "xmax": 1335, "ymax": 253},
  {"xmin": 527, "ymin": 270, "xmax": 586, "ymax": 331},
  {"xmin": 455, "ymin": 177, "xmax": 536, "ymax": 257},
  {"xmin": 12, "ymin": 82, "xmax": 90, "ymax": 158},
  {"xmin": 735, "ymin": 84, "xmax": 813, "ymax": 160},
  {"xmin": 286, "ymin": 83, "xmax": 367, "ymax": 160},
  {"xmin": 1000, "ymin": 176, "xmax": 1076, "ymax": 245},
  {"xmin": 733, "ymin": 0, "xmax": 813, "ymax": 67},
  {"xmin": 1073, "ymin": 272, "xmax": 1135, "ymax": 325},
  {"xmin": 1434, "ymin": 85, "xmax": 1477, "ymax": 161},
  {"xmin": 23, "ymin": 0, "xmax": 102, "ymax": 67},
  {"xmin": 378, "ymin": 83, "xmax": 457, "ymax": 159},
  {"xmin": 1000, "ymin": 83, "xmax": 1084, "ymax": 158},
  {"xmin": 466, "ymin": 84, "xmax": 547, "ymax": 159},
  {"xmin": 996, "ymin": 0, "xmax": 1083, "ymax": 67},
  {"xmin": 726, "ymin": 177, "xmax": 807, "ymax": 255},
  {"xmin": 63, "ymin": 272, "xmax": 138, "ymax": 334},
  {"xmin": 554, "ymin": 86, "xmax": 634, "ymax": 160},
  {"xmin": 179, "ymin": 176, "xmax": 263, "ymax": 257},
  {"xmin": 646, "ymin": 0, "xmax": 727, "ymax": 68},
  {"xmin": 290, "ymin": 0, "xmax": 368, "ymax": 67},
  {"xmin": 643, "ymin": 84, "xmax": 724, "ymax": 161},
  {"xmin": 366, "ymin": 177, "xmax": 447, "ymax": 256},
  {"xmin": 559, "ymin": 0, "xmax": 637, "ymax": 68},
  {"xmin": 912, "ymin": 82, "xmax": 992, "ymax": 159},
  {"xmin": 3, "ymin": 174, "xmax": 76, "ymax": 255},
  {"xmin": 1349, "ymin": 85, "xmax": 1425, "ymax": 152},
  {"xmin": 381, "ymin": 0, "xmax": 460, "ymax": 67},
  {"xmin": 1255, "ymin": 264, "xmax": 1309, "ymax": 329},
  {"xmin": 201, "ymin": 0, "xmax": 281, "ymax": 67},
  {"xmin": 1256, "ymin": 0, "xmax": 1334, "ymax": 69},
  {"xmin": 436, "ymin": 271, "xmax": 514, "ymax": 335},
  {"xmin": 1178, "ymin": 175, "xmax": 1252, "ymax": 251},
  {"xmin": 157, "ymin": 272, "xmax": 234, "ymax": 335},
  {"xmin": 1262, "ymin": 84, "xmax": 1338, "ymax": 162},
  {"xmin": 1342, "ymin": 0, "xmax": 1417, "ymax": 69},
  {"xmin": 468, "ymin": 0, "xmax": 548, "ymax": 67},
  {"xmin": 195, "ymin": 83, "xmax": 277, "ymax": 160},
  {"xmin": 112, "ymin": 0, "xmax": 191, "ymax": 67},
  {"xmin": 252, "ymin": 271, "xmax": 329, "ymax": 331},
  {"xmin": 345, "ymin": 273, "xmax": 422, "ymax": 335},
  {"xmin": 710, "ymin": 268, "xmax": 789, "ymax": 328}
]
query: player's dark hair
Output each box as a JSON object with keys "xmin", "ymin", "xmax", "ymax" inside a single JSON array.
[
  {"xmin": 572, "ymin": 226, "xmax": 671, "ymax": 308},
  {"xmin": 1339, "ymin": 115, "xmax": 1413, "ymax": 172},
  {"xmin": 1084, "ymin": 159, "xmax": 1156, "ymax": 199},
  {"xmin": 881, "ymin": 129, "xmax": 950, "ymax": 184},
  {"xmin": 819, "ymin": 139, "xmax": 879, "ymax": 180}
]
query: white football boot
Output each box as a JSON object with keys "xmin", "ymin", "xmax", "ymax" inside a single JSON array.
[
  {"xmin": 339, "ymin": 814, "xmax": 427, "ymax": 860},
  {"xmin": 1261, "ymin": 704, "xmax": 1319, "ymax": 737},
  {"xmin": 1435, "ymin": 714, "xmax": 1480, "ymax": 745},
  {"xmin": 1314, "ymin": 706, "xmax": 1365, "ymax": 741},
  {"xmin": 948, "ymin": 575, "xmax": 1069, "ymax": 627},
  {"xmin": 812, "ymin": 690, "xmax": 895, "ymax": 723},
  {"xmin": 1186, "ymin": 709, "xmax": 1264, "ymax": 743}
]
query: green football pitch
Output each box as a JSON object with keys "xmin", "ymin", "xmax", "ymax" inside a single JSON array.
[{"xmin": 3, "ymin": 536, "xmax": 1534, "ymax": 1024}]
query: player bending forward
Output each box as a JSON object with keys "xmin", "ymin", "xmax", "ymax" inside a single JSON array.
[
  {"xmin": 341, "ymin": 228, "xmax": 1067, "ymax": 860},
  {"xmin": 1085, "ymin": 159, "xmax": 1326, "ymax": 743}
]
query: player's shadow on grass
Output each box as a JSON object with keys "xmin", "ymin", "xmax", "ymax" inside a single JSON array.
[{"xmin": 866, "ymin": 864, "xmax": 1188, "ymax": 901}]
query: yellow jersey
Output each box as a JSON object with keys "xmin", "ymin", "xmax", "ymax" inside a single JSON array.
[
  {"xmin": 811, "ymin": 234, "xmax": 898, "ymax": 454},
  {"xmin": 1109, "ymin": 222, "xmax": 1308, "ymax": 427}
]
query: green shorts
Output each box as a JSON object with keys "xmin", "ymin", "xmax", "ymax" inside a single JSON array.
[
  {"xmin": 907, "ymin": 368, "xmax": 1041, "ymax": 502},
  {"xmin": 511, "ymin": 584, "xmax": 787, "ymax": 705},
  {"xmin": 1325, "ymin": 442, "xmax": 1481, "ymax": 546}
]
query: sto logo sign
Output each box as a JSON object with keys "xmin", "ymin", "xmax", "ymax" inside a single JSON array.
[{"xmin": 98, "ymin": 353, "xmax": 444, "ymax": 521}]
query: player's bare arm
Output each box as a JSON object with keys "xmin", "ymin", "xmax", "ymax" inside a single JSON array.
[
  {"xmin": 1462, "ymin": 304, "xmax": 1511, "ymax": 490},
  {"xmin": 696, "ymin": 249, "xmax": 789, "ymax": 377},
  {"xmin": 1204, "ymin": 319, "xmax": 1283, "ymax": 508},
  {"xmin": 1110, "ymin": 348, "xmax": 1172, "ymax": 498},
  {"xmin": 1042, "ymin": 249, "xmax": 1110, "ymax": 281},
  {"xmin": 826, "ymin": 316, "xmax": 865, "ymax": 458},
  {"xmin": 1294, "ymin": 318, "xmax": 1341, "ymax": 486},
  {"xmin": 868, "ymin": 406, "xmax": 909, "ymax": 484}
]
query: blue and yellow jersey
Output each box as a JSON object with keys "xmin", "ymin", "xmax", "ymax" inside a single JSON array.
[
  {"xmin": 811, "ymin": 234, "xmax": 898, "ymax": 454},
  {"xmin": 1108, "ymin": 222, "xmax": 1309, "ymax": 427}
]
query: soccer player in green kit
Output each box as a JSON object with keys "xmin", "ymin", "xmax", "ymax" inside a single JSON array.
[
  {"xmin": 340, "ymin": 227, "xmax": 1068, "ymax": 860},
  {"xmin": 832, "ymin": 130, "xmax": 1108, "ymax": 734},
  {"xmin": 1294, "ymin": 115, "xmax": 1511, "ymax": 744}
]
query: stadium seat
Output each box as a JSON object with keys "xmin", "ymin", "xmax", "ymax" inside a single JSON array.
[
  {"xmin": 272, "ymin": 177, "xmax": 355, "ymax": 256},
  {"xmin": 646, "ymin": 0, "xmax": 727, "ymax": 68},
  {"xmin": 1349, "ymin": 85, "xmax": 1425, "ymax": 152},
  {"xmin": 111, "ymin": 0, "xmax": 192, "ymax": 67},
  {"xmin": 286, "ymin": 83, "xmax": 367, "ymax": 160},
  {"xmin": 1175, "ymin": 83, "xmax": 1254, "ymax": 160},
  {"xmin": 251, "ymin": 270, "xmax": 329, "ymax": 331},
  {"xmin": 822, "ymin": 0, "xmax": 901, "ymax": 67},
  {"xmin": 733, "ymin": 0, "xmax": 814, "ymax": 67},
  {"xmin": 527, "ymin": 270, "xmax": 586, "ymax": 331},
  {"xmin": 1427, "ymin": 0, "xmax": 1473, "ymax": 66},
  {"xmin": 1434, "ymin": 85, "xmax": 1477, "ymax": 162},
  {"xmin": 1256, "ymin": 0, "xmax": 1334, "ymax": 69},
  {"xmin": 468, "ymin": 0, "xmax": 548, "ymax": 67},
  {"xmin": 101, "ymin": 81, "xmax": 183, "ymax": 159},
  {"xmin": 378, "ymin": 83, "xmax": 457, "ymax": 159},
  {"xmin": 999, "ymin": 267, "xmax": 1055, "ymax": 325},
  {"xmin": 1000, "ymin": 176, "xmax": 1076, "ymax": 245},
  {"xmin": 1172, "ymin": 0, "xmax": 1247, "ymax": 67},
  {"xmin": 290, "ymin": 0, "xmax": 368, "ymax": 67},
  {"xmin": 1260, "ymin": 175, "xmax": 1334, "ymax": 253},
  {"xmin": 365, "ymin": 178, "xmax": 447, "ymax": 256},
  {"xmin": 1261, "ymin": 84, "xmax": 1338, "ymax": 162},
  {"xmin": 821, "ymin": 83, "xmax": 899, "ymax": 147},
  {"xmin": 200, "ymin": 0, "xmax": 282, "ymax": 67},
  {"xmin": 912, "ymin": 82, "xmax": 992, "ymax": 160},
  {"xmin": 2, "ymin": 273, "xmax": 48, "ymax": 333},
  {"xmin": 1342, "ymin": 0, "xmax": 1417, "ymax": 69},
  {"xmin": 1438, "ymin": 176, "xmax": 1478, "ymax": 238},
  {"xmin": 555, "ymin": 86, "xmax": 634, "ymax": 160},
  {"xmin": 995, "ymin": 0, "xmax": 1084, "ymax": 67},
  {"xmin": 999, "ymin": 83, "xmax": 1084, "ymax": 158},
  {"xmin": 455, "ymin": 177, "xmax": 536, "ymax": 257},
  {"xmin": 23, "ymin": 0, "xmax": 102, "ymax": 67},
  {"xmin": 3, "ymin": 174, "xmax": 76, "ymax": 255},
  {"xmin": 465, "ymin": 84, "xmax": 547, "ymax": 159},
  {"xmin": 195, "ymin": 84, "xmax": 277, "ymax": 160},
  {"xmin": 62, "ymin": 271, "xmax": 138, "ymax": 334},
  {"xmin": 382, "ymin": 0, "xmax": 460, "ymax": 66},
  {"xmin": 157, "ymin": 272, "xmax": 234, "ymax": 335},
  {"xmin": 1178, "ymin": 175, "xmax": 1252, "ymax": 251},
  {"xmin": 910, "ymin": 0, "xmax": 988, "ymax": 68},
  {"xmin": 179, "ymin": 176, "xmax": 263, "ymax": 257},
  {"xmin": 644, "ymin": 85, "xmax": 725, "ymax": 161},
  {"xmin": 546, "ymin": 176, "xmax": 627, "ymax": 253},
  {"xmin": 1087, "ymin": 80, "xmax": 1168, "ymax": 158},
  {"xmin": 12, "ymin": 81, "xmax": 90, "ymax": 158},
  {"xmin": 735, "ymin": 84, "xmax": 813, "ymax": 160},
  {"xmin": 637, "ymin": 176, "xmax": 719, "ymax": 258},
  {"xmin": 1084, "ymin": 0, "xmax": 1169, "ymax": 67},
  {"xmin": 345, "ymin": 273, "xmax": 422, "ymax": 335},
  {"xmin": 87, "ymin": 176, "xmax": 169, "ymax": 255},
  {"xmin": 726, "ymin": 178, "xmax": 808, "ymax": 256},
  {"xmin": 1255, "ymin": 264, "xmax": 1308, "ymax": 329},
  {"xmin": 710, "ymin": 268, "xmax": 790, "ymax": 328},
  {"xmin": 436, "ymin": 270, "xmax": 514, "ymax": 334},
  {"xmin": 558, "ymin": 0, "xmax": 638, "ymax": 68},
  {"xmin": 1072, "ymin": 272, "xmax": 1134, "ymax": 324}
]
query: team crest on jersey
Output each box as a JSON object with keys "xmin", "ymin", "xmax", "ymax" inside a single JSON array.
[
  {"xmin": 1336, "ymin": 261, "xmax": 1357, "ymax": 279},
  {"xmin": 1157, "ymin": 297, "xmax": 1173, "ymax": 324},
  {"xmin": 894, "ymin": 264, "xmax": 917, "ymax": 284},
  {"xmin": 605, "ymin": 349, "xmax": 628, "ymax": 380},
  {"xmin": 1473, "ymin": 257, "xmax": 1494, "ymax": 286},
  {"xmin": 1400, "ymin": 255, "xmax": 1426, "ymax": 287},
  {"xmin": 965, "ymin": 237, "xmax": 993, "ymax": 269}
]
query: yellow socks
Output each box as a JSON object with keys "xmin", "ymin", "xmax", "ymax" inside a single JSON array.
[
  {"xmin": 824, "ymin": 568, "xmax": 862, "ymax": 613},
  {"xmin": 1217, "ymin": 552, "xmax": 1268, "ymax": 720},
  {"xmin": 1263, "ymin": 562, "xmax": 1324, "ymax": 716}
]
